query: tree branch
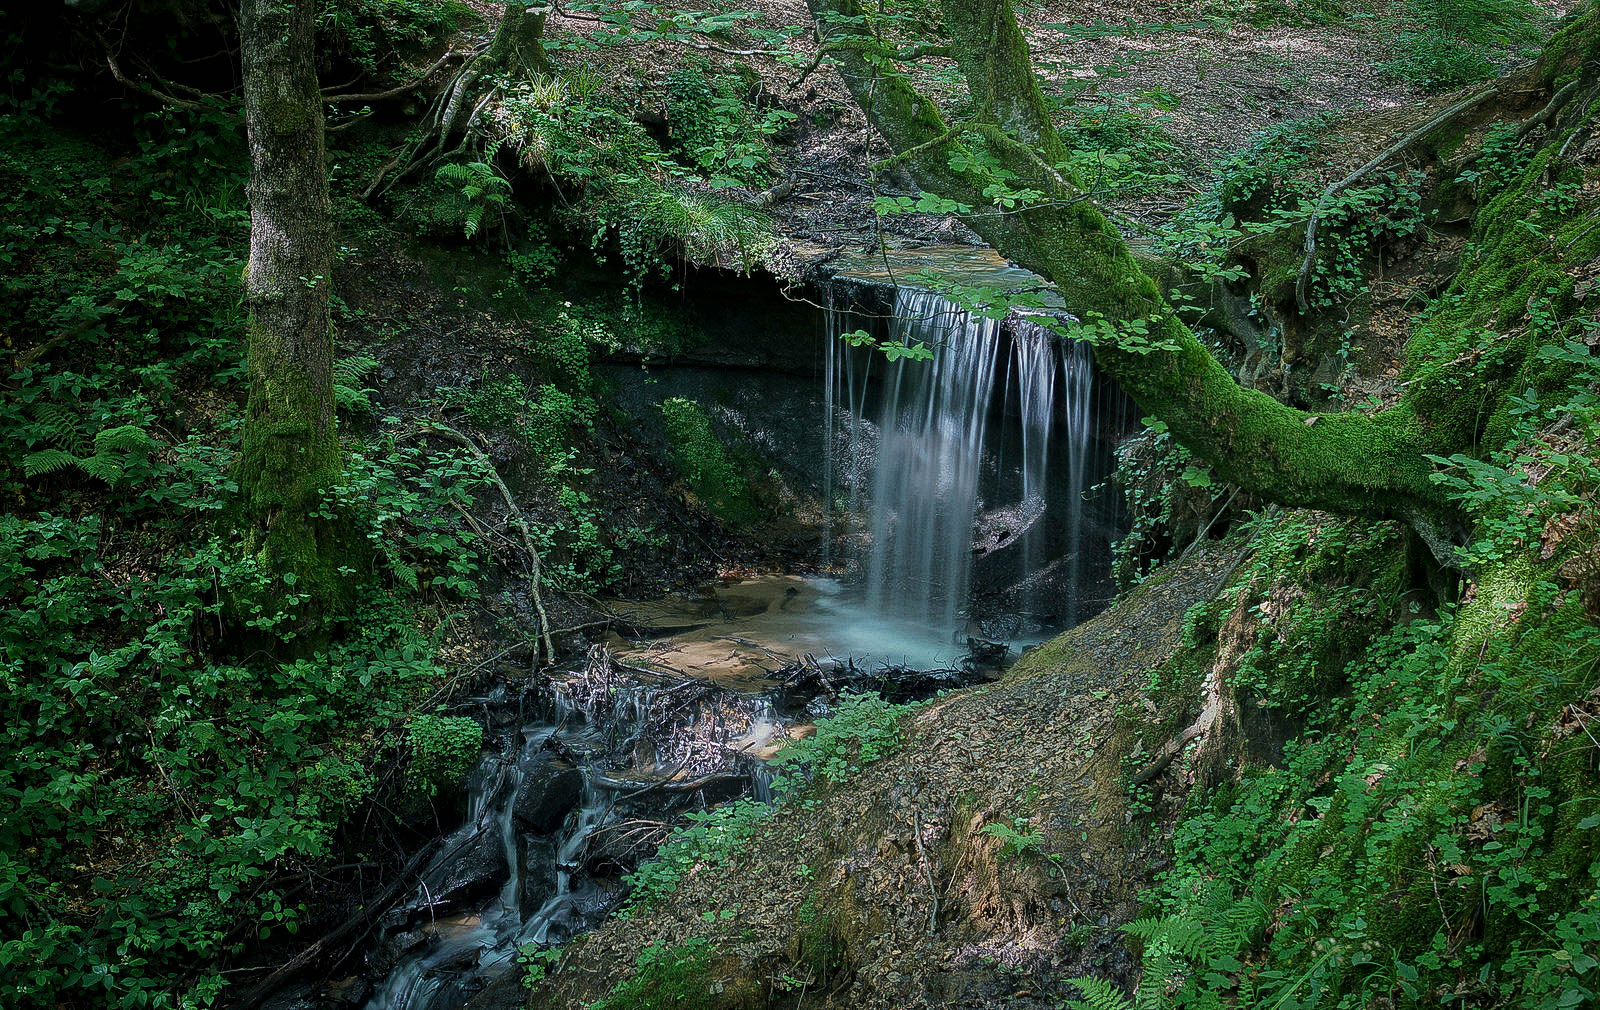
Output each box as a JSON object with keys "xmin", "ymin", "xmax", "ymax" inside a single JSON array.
[
  {"xmin": 322, "ymin": 49, "xmax": 462, "ymax": 104},
  {"xmin": 806, "ymin": 0, "xmax": 1459, "ymax": 539}
]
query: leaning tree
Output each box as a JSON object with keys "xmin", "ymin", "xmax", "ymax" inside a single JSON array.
[{"xmin": 804, "ymin": 0, "xmax": 1600, "ymax": 558}]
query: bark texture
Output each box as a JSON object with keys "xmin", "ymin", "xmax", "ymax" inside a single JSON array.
[{"xmin": 237, "ymin": 0, "xmax": 351, "ymax": 621}]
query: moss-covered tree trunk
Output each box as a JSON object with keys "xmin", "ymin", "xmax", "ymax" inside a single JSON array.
[
  {"xmin": 488, "ymin": 0, "xmax": 552, "ymax": 74},
  {"xmin": 237, "ymin": 0, "xmax": 351, "ymax": 626},
  {"xmin": 806, "ymin": 0, "xmax": 1597, "ymax": 550}
]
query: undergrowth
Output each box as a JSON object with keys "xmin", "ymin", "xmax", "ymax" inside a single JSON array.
[{"xmin": 0, "ymin": 56, "xmax": 500, "ymax": 1009}]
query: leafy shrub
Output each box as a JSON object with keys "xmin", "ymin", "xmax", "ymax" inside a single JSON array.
[
  {"xmin": 620, "ymin": 800, "xmax": 773, "ymax": 915},
  {"xmin": 769, "ymin": 692, "xmax": 913, "ymax": 798},
  {"xmin": 663, "ymin": 60, "xmax": 796, "ymax": 188},
  {"xmin": 406, "ymin": 714, "xmax": 484, "ymax": 797},
  {"xmin": 658, "ymin": 397, "xmax": 753, "ymax": 523}
]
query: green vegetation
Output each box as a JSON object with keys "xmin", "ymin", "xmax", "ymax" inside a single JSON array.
[
  {"xmin": 1098, "ymin": 53, "xmax": 1600, "ymax": 1006},
  {"xmin": 620, "ymin": 799, "xmax": 774, "ymax": 914},
  {"xmin": 405, "ymin": 713, "xmax": 484, "ymax": 796},
  {"xmin": 587, "ymin": 938, "xmax": 719, "ymax": 1010},
  {"xmin": 619, "ymin": 691, "xmax": 913, "ymax": 915},
  {"xmin": 4, "ymin": 0, "xmax": 1599, "ymax": 1007},
  {"xmin": 0, "ymin": 84, "xmax": 516, "ymax": 1003},
  {"xmin": 768, "ymin": 692, "xmax": 914, "ymax": 798},
  {"xmin": 658, "ymin": 397, "xmax": 755, "ymax": 524},
  {"xmin": 1382, "ymin": 0, "xmax": 1549, "ymax": 88},
  {"xmin": 980, "ymin": 817, "xmax": 1048, "ymax": 859}
]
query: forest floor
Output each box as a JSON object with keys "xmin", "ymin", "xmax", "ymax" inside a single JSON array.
[{"xmin": 525, "ymin": 0, "xmax": 1446, "ymax": 249}]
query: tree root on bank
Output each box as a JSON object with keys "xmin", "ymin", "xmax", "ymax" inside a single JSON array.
[
  {"xmin": 1130, "ymin": 508, "xmax": 1277, "ymax": 788},
  {"xmin": 1293, "ymin": 86, "xmax": 1498, "ymax": 315},
  {"xmin": 363, "ymin": 2, "xmax": 551, "ymax": 199}
]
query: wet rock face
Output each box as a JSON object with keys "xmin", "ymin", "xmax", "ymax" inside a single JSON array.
[
  {"xmin": 414, "ymin": 823, "xmax": 510, "ymax": 919},
  {"xmin": 514, "ymin": 756, "xmax": 583, "ymax": 835}
]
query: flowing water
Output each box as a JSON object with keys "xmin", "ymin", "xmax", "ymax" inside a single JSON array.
[
  {"xmin": 823, "ymin": 286, "xmax": 1106, "ymax": 637},
  {"xmin": 352, "ymin": 275, "xmax": 1124, "ymax": 1009},
  {"xmin": 357, "ymin": 735, "xmax": 608, "ymax": 1010}
]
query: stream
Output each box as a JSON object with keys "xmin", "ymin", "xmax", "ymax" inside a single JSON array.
[
  {"xmin": 322, "ymin": 272, "xmax": 1131, "ymax": 1009},
  {"xmin": 347, "ymin": 577, "xmax": 999, "ymax": 1010}
]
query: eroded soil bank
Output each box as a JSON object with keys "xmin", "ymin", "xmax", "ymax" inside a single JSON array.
[{"xmin": 526, "ymin": 544, "xmax": 1235, "ymax": 1010}]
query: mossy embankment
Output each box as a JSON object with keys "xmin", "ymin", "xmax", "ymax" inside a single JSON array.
[
  {"xmin": 528, "ymin": 18, "xmax": 1600, "ymax": 1004},
  {"xmin": 526, "ymin": 543, "xmax": 1236, "ymax": 1009}
]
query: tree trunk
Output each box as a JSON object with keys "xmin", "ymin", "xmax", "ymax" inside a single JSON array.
[
  {"xmin": 806, "ymin": 0, "xmax": 1597, "ymax": 548},
  {"xmin": 237, "ymin": 0, "xmax": 352, "ymax": 626},
  {"xmin": 487, "ymin": 0, "xmax": 551, "ymax": 75}
]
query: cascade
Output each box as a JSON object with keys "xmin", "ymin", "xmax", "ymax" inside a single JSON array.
[{"xmin": 823, "ymin": 285, "xmax": 1104, "ymax": 634}]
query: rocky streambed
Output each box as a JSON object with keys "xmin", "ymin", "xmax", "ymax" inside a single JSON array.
[{"xmin": 292, "ymin": 577, "xmax": 1007, "ymax": 1010}]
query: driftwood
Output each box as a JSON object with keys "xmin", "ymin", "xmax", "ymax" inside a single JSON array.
[{"xmin": 593, "ymin": 769, "xmax": 745, "ymax": 795}]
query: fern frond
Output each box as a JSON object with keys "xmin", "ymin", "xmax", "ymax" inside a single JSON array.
[
  {"xmin": 93, "ymin": 424, "xmax": 155, "ymax": 458},
  {"xmin": 22, "ymin": 449, "xmax": 82, "ymax": 478},
  {"xmin": 1065, "ymin": 977, "xmax": 1135, "ymax": 1010},
  {"xmin": 1214, "ymin": 896, "xmax": 1267, "ymax": 954},
  {"xmin": 1136, "ymin": 939, "xmax": 1182, "ymax": 1010},
  {"xmin": 28, "ymin": 401, "xmax": 89, "ymax": 454},
  {"xmin": 333, "ymin": 354, "xmax": 379, "ymax": 386},
  {"xmin": 333, "ymin": 355, "xmax": 380, "ymax": 413},
  {"xmin": 1124, "ymin": 915, "xmax": 1209, "ymax": 960},
  {"xmin": 77, "ymin": 456, "xmax": 127, "ymax": 483},
  {"xmin": 392, "ymin": 560, "xmax": 419, "ymax": 590}
]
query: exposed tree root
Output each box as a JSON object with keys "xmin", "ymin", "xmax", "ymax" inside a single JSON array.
[
  {"xmin": 1293, "ymin": 86, "xmax": 1498, "ymax": 314},
  {"xmin": 1130, "ymin": 507, "xmax": 1278, "ymax": 786}
]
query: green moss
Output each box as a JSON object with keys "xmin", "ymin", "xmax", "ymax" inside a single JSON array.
[
  {"xmin": 658, "ymin": 397, "xmax": 756, "ymax": 525},
  {"xmin": 587, "ymin": 940, "xmax": 722, "ymax": 1010}
]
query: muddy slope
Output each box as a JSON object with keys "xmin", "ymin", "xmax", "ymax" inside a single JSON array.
[{"xmin": 526, "ymin": 542, "xmax": 1234, "ymax": 1010}]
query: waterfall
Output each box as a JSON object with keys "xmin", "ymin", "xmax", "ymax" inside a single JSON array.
[
  {"xmin": 1014, "ymin": 322, "xmax": 1056, "ymax": 616},
  {"xmin": 823, "ymin": 285, "xmax": 1103, "ymax": 633},
  {"xmin": 1060, "ymin": 336, "xmax": 1095, "ymax": 628},
  {"xmin": 864, "ymin": 288, "xmax": 1004, "ymax": 629}
]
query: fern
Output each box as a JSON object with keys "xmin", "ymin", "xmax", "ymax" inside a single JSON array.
[
  {"xmin": 435, "ymin": 161, "xmax": 511, "ymax": 239},
  {"xmin": 28, "ymin": 401, "xmax": 88, "ymax": 455},
  {"xmin": 333, "ymin": 354, "xmax": 380, "ymax": 413},
  {"xmin": 93, "ymin": 424, "xmax": 155, "ymax": 457},
  {"xmin": 22, "ymin": 448, "xmax": 81, "ymax": 478},
  {"xmin": 1125, "ymin": 915, "xmax": 1210, "ymax": 960},
  {"xmin": 21, "ymin": 424, "xmax": 155, "ymax": 484},
  {"xmin": 1065, "ymin": 977, "xmax": 1135, "ymax": 1010}
]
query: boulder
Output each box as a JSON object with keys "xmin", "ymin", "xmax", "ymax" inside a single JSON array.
[
  {"xmin": 513, "ymin": 757, "xmax": 583, "ymax": 835},
  {"xmin": 412, "ymin": 822, "xmax": 509, "ymax": 918}
]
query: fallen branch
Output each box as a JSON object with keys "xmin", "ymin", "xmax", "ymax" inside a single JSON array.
[
  {"xmin": 230, "ymin": 840, "xmax": 437, "ymax": 1010},
  {"xmin": 593, "ymin": 769, "xmax": 742, "ymax": 795},
  {"xmin": 1294, "ymin": 86, "xmax": 1498, "ymax": 314}
]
